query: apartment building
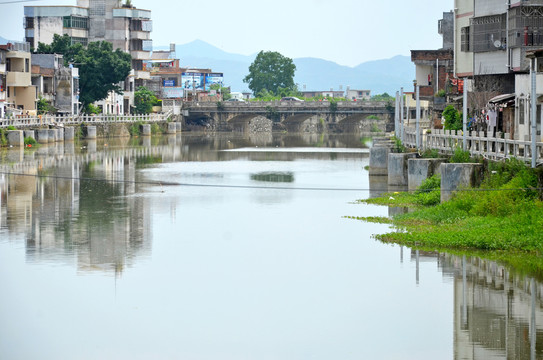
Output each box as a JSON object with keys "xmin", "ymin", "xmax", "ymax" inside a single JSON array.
[
  {"xmin": 411, "ymin": 11, "xmax": 456, "ymax": 104},
  {"xmin": 345, "ymin": 89, "xmax": 371, "ymax": 101},
  {"xmin": 24, "ymin": 0, "xmax": 153, "ymax": 113},
  {"xmin": 0, "ymin": 48, "xmax": 6, "ymax": 117},
  {"xmin": 454, "ymin": 0, "xmax": 543, "ymax": 139},
  {"xmin": 32, "ymin": 54, "xmax": 79, "ymax": 115},
  {"xmin": 0, "ymin": 42, "xmax": 37, "ymax": 116}
]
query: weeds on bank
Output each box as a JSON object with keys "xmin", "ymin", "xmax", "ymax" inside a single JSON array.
[{"xmin": 352, "ymin": 158, "xmax": 543, "ymax": 253}]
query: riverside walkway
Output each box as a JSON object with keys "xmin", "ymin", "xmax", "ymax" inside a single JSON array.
[{"xmin": 0, "ymin": 112, "xmax": 173, "ymax": 129}]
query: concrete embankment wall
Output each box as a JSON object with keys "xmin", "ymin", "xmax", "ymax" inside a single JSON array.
[
  {"xmin": 369, "ymin": 144, "xmax": 483, "ymax": 203},
  {"xmin": 3, "ymin": 121, "xmax": 183, "ymax": 147}
]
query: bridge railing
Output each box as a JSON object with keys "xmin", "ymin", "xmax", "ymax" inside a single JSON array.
[
  {"xmin": 403, "ymin": 125, "xmax": 543, "ymax": 164},
  {"xmin": 186, "ymin": 100, "xmax": 391, "ymax": 113},
  {"xmin": 0, "ymin": 112, "xmax": 173, "ymax": 129}
]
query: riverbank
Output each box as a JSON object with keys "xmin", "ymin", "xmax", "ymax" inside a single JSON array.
[{"xmin": 350, "ymin": 158, "xmax": 543, "ymax": 255}]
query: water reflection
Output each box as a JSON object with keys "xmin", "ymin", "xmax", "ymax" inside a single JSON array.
[
  {"xmin": 407, "ymin": 250, "xmax": 543, "ymax": 359},
  {"xmin": 0, "ymin": 133, "xmax": 370, "ymax": 276}
]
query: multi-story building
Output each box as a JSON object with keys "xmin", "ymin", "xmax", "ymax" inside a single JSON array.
[
  {"xmin": 454, "ymin": 0, "xmax": 543, "ymax": 139},
  {"xmin": 0, "ymin": 42, "xmax": 37, "ymax": 116},
  {"xmin": 345, "ymin": 89, "xmax": 371, "ymax": 101},
  {"xmin": 0, "ymin": 48, "xmax": 6, "ymax": 118},
  {"xmin": 32, "ymin": 53, "xmax": 80, "ymax": 115},
  {"xmin": 300, "ymin": 90, "xmax": 345, "ymax": 99},
  {"xmin": 411, "ymin": 12, "xmax": 456, "ymax": 105},
  {"xmin": 24, "ymin": 0, "xmax": 153, "ymax": 113}
]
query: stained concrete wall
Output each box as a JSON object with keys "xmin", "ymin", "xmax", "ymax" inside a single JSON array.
[
  {"xmin": 388, "ymin": 153, "xmax": 418, "ymax": 186},
  {"xmin": 440, "ymin": 163, "xmax": 483, "ymax": 202},
  {"xmin": 369, "ymin": 147, "xmax": 390, "ymax": 176},
  {"xmin": 408, "ymin": 158, "xmax": 447, "ymax": 191}
]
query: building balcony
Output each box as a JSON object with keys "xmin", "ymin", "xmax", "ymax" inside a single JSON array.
[
  {"xmin": 129, "ymin": 31, "xmax": 150, "ymax": 41},
  {"xmin": 130, "ymin": 50, "xmax": 150, "ymax": 60},
  {"xmin": 7, "ymin": 72, "xmax": 31, "ymax": 87},
  {"xmin": 133, "ymin": 70, "xmax": 150, "ymax": 80},
  {"xmin": 64, "ymin": 28, "xmax": 88, "ymax": 39}
]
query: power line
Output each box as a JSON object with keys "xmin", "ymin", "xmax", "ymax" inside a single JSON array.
[
  {"xmin": 0, "ymin": 0, "xmax": 42, "ymax": 4},
  {"xmin": 1, "ymin": 171, "xmax": 542, "ymax": 193}
]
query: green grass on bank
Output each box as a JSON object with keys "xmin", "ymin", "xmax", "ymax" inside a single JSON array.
[{"xmin": 351, "ymin": 158, "xmax": 543, "ymax": 254}]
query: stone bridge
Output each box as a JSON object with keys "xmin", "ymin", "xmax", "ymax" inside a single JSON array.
[{"xmin": 182, "ymin": 101, "xmax": 394, "ymax": 133}]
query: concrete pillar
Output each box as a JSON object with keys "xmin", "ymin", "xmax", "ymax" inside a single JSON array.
[
  {"xmin": 36, "ymin": 129, "xmax": 49, "ymax": 144},
  {"xmin": 48, "ymin": 129, "xmax": 57, "ymax": 143},
  {"xmin": 64, "ymin": 142, "xmax": 75, "ymax": 155},
  {"xmin": 7, "ymin": 131, "xmax": 24, "ymax": 146},
  {"xmin": 86, "ymin": 126, "xmax": 97, "ymax": 139},
  {"xmin": 142, "ymin": 136, "xmax": 151, "ymax": 147},
  {"xmin": 86, "ymin": 140, "xmax": 97, "ymax": 153},
  {"xmin": 57, "ymin": 128, "xmax": 64, "ymax": 142},
  {"xmin": 369, "ymin": 147, "xmax": 391, "ymax": 176},
  {"xmin": 166, "ymin": 122, "xmax": 176, "ymax": 134},
  {"xmin": 24, "ymin": 130, "xmax": 35, "ymax": 141},
  {"xmin": 408, "ymin": 158, "xmax": 447, "ymax": 191},
  {"xmin": 440, "ymin": 163, "xmax": 483, "ymax": 203},
  {"xmin": 175, "ymin": 122, "xmax": 182, "ymax": 132},
  {"xmin": 64, "ymin": 127, "xmax": 75, "ymax": 141},
  {"xmin": 141, "ymin": 124, "xmax": 151, "ymax": 136},
  {"xmin": 388, "ymin": 152, "xmax": 418, "ymax": 186}
]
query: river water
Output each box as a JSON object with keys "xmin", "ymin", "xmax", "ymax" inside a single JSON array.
[{"xmin": 0, "ymin": 133, "xmax": 542, "ymax": 359}]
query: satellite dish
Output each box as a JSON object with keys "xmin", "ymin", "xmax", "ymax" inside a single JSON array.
[{"xmin": 494, "ymin": 40, "xmax": 502, "ymax": 48}]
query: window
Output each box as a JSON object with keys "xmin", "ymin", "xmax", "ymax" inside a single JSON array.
[
  {"xmin": 461, "ymin": 26, "xmax": 471, "ymax": 51},
  {"xmin": 25, "ymin": 59, "xmax": 29, "ymax": 73},
  {"xmin": 25, "ymin": 17, "xmax": 34, "ymax": 29},
  {"xmin": 471, "ymin": 14, "xmax": 507, "ymax": 52},
  {"xmin": 63, "ymin": 16, "xmax": 89, "ymax": 30},
  {"xmin": 70, "ymin": 37, "xmax": 88, "ymax": 46}
]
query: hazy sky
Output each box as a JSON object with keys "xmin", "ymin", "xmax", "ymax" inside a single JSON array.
[{"xmin": 0, "ymin": 0, "xmax": 450, "ymax": 67}]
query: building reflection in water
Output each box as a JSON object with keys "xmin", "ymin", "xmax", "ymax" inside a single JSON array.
[
  {"xmin": 0, "ymin": 144, "xmax": 155, "ymax": 276},
  {"xmin": 0, "ymin": 133, "xmax": 371, "ymax": 276},
  {"xmin": 409, "ymin": 251, "xmax": 543, "ymax": 359}
]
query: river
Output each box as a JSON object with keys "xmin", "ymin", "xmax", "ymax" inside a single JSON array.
[{"xmin": 0, "ymin": 133, "xmax": 542, "ymax": 359}]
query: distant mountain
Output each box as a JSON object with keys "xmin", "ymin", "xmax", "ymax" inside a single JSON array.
[
  {"xmin": 0, "ymin": 36, "xmax": 12, "ymax": 45},
  {"xmin": 161, "ymin": 40, "xmax": 415, "ymax": 95}
]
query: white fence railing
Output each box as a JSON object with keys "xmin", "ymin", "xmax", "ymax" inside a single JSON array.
[
  {"xmin": 0, "ymin": 111, "xmax": 174, "ymax": 129},
  {"xmin": 403, "ymin": 126, "xmax": 543, "ymax": 165}
]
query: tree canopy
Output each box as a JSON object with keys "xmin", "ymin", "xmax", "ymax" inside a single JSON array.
[
  {"xmin": 134, "ymin": 86, "xmax": 158, "ymax": 114},
  {"xmin": 243, "ymin": 51, "xmax": 296, "ymax": 97},
  {"xmin": 36, "ymin": 34, "xmax": 132, "ymax": 110}
]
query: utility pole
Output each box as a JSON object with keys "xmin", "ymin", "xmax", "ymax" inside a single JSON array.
[
  {"xmin": 400, "ymin": 87, "xmax": 404, "ymax": 143},
  {"xmin": 395, "ymin": 91, "xmax": 400, "ymax": 138},
  {"xmin": 463, "ymin": 78, "xmax": 468, "ymax": 151},
  {"xmin": 531, "ymin": 57, "xmax": 537, "ymax": 168},
  {"xmin": 416, "ymin": 84, "xmax": 420, "ymax": 149}
]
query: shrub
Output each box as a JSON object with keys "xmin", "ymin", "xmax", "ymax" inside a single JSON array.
[
  {"xmin": 442, "ymin": 105, "xmax": 462, "ymax": 131},
  {"xmin": 151, "ymin": 123, "xmax": 162, "ymax": 134},
  {"xmin": 450, "ymin": 147, "xmax": 472, "ymax": 163},
  {"xmin": 420, "ymin": 148, "xmax": 440, "ymax": 158},
  {"xmin": 24, "ymin": 136, "xmax": 37, "ymax": 146},
  {"xmin": 129, "ymin": 121, "xmax": 144, "ymax": 136}
]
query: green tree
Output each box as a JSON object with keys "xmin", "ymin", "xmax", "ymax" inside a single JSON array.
[
  {"xmin": 74, "ymin": 41, "xmax": 132, "ymax": 109},
  {"xmin": 37, "ymin": 97, "xmax": 56, "ymax": 115},
  {"xmin": 371, "ymin": 92, "xmax": 395, "ymax": 102},
  {"xmin": 244, "ymin": 51, "xmax": 296, "ymax": 96},
  {"xmin": 36, "ymin": 36, "xmax": 131, "ymax": 110},
  {"xmin": 442, "ymin": 105, "xmax": 462, "ymax": 131},
  {"xmin": 36, "ymin": 34, "xmax": 82, "ymax": 65},
  {"xmin": 134, "ymin": 86, "xmax": 158, "ymax": 114},
  {"xmin": 210, "ymin": 83, "xmax": 231, "ymax": 100}
]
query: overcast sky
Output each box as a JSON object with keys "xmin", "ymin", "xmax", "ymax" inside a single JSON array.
[{"xmin": 0, "ymin": 0, "xmax": 450, "ymax": 67}]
